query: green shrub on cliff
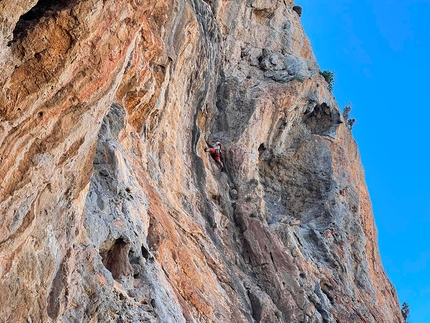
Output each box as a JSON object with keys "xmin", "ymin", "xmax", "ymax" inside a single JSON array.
[
  {"xmin": 320, "ymin": 70, "xmax": 334, "ymax": 91},
  {"xmin": 401, "ymin": 302, "xmax": 411, "ymax": 322},
  {"xmin": 343, "ymin": 104, "xmax": 356, "ymax": 130}
]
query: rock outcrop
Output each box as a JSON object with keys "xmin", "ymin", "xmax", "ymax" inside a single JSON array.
[{"xmin": 0, "ymin": 1, "xmax": 402, "ymax": 322}]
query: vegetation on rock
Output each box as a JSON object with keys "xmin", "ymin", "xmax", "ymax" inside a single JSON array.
[{"xmin": 320, "ymin": 70, "xmax": 335, "ymax": 91}]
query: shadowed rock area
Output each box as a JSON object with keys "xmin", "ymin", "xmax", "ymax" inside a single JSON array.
[{"xmin": 0, "ymin": 0, "xmax": 402, "ymax": 322}]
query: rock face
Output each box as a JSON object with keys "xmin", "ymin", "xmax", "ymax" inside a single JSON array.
[{"xmin": 0, "ymin": 1, "xmax": 402, "ymax": 322}]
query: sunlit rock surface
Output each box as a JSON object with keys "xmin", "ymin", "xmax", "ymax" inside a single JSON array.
[{"xmin": 0, "ymin": 1, "xmax": 402, "ymax": 322}]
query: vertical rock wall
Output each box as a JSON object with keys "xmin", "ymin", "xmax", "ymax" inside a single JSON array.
[{"xmin": 0, "ymin": 0, "xmax": 402, "ymax": 322}]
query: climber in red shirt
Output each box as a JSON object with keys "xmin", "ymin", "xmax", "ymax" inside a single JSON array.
[{"xmin": 204, "ymin": 141, "xmax": 225, "ymax": 172}]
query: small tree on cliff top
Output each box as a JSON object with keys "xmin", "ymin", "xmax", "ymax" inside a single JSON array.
[
  {"xmin": 401, "ymin": 302, "xmax": 411, "ymax": 323},
  {"xmin": 319, "ymin": 70, "xmax": 334, "ymax": 92},
  {"xmin": 342, "ymin": 103, "xmax": 356, "ymax": 130},
  {"xmin": 343, "ymin": 103, "xmax": 352, "ymax": 120}
]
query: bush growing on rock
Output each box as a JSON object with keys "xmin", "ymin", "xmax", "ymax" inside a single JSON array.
[
  {"xmin": 343, "ymin": 104, "xmax": 351, "ymax": 120},
  {"xmin": 342, "ymin": 103, "xmax": 356, "ymax": 130},
  {"xmin": 320, "ymin": 70, "xmax": 334, "ymax": 91},
  {"xmin": 401, "ymin": 302, "xmax": 411, "ymax": 323}
]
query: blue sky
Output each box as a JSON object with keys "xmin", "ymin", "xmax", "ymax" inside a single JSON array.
[{"xmin": 297, "ymin": 0, "xmax": 430, "ymax": 321}]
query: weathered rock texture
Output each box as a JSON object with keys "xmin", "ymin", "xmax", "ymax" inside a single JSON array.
[{"xmin": 0, "ymin": 1, "xmax": 402, "ymax": 322}]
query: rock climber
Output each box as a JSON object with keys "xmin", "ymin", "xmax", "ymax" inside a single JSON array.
[{"xmin": 204, "ymin": 141, "xmax": 225, "ymax": 172}]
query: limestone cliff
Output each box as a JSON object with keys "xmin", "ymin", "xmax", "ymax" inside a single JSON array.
[{"xmin": 0, "ymin": 1, "xmax": 403, "ymax": 322}]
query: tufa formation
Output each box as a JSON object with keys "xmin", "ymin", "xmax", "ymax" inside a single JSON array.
[{"xmin": 0, "ymin": 0, "xmax": 403, "ymax": 322}]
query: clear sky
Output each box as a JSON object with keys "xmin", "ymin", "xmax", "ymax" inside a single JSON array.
[{"xmin": 296, "ymin": 1, "xmax": 430, "ymax": 322}]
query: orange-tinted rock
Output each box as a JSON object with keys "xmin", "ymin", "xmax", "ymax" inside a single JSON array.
[{"xmin": 0, "ymin": 0, "xmax": 402, "ymax": 322}]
